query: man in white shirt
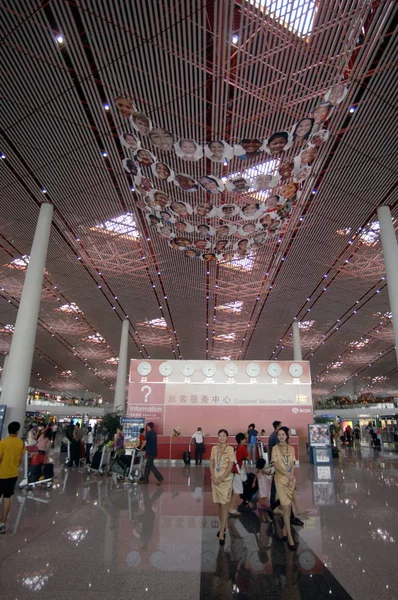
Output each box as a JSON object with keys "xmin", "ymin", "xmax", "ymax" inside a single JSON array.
[{"xmin": 191, "ymin": 427, "xmax": 205, "ymax": 465}]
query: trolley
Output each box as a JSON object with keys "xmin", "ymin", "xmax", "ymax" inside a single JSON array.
[
  {"xmin": 108, "ymin": 449, "xmax": 145, "ymax": 484},
  {"xmin": 86, "ymin": 444, "xmax": 112, "ymax": 475},
  {"xmin": 19, "ymin": 445, "xmax": 54, "ymax": 489}
]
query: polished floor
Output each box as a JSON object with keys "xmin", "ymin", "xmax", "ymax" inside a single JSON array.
[{"xmin": 0, "ymin": 445, "xmax": 397, "ymax": 599}]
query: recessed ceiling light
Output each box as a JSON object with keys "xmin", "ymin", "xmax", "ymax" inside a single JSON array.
[
  {"xmin": 104, "ymin": 104, "xmax": 110, "ymax": 111},
  {"xmin": 41, "ymin": 188, "xmax": 47, "ymax": 193},
  {"xmin": 0, "ymin": 153, "xmax": 5, "ymax": 159},
  {"xmin": 56, "ymin": 35, "xmax": 64, "ymax": 44},
  {"xmin": 232, "ymin": 34, "xmax": 239, "ymax": 44},
  {"xmin": 349, "ymin": 106, "xmax": 356, "ymax": 113},
  {"xmin": 102, "ymin": 151, "xmax": 108, "ymax": 157}
]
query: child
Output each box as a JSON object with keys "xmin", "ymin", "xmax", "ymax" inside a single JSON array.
[{"xmin": 253, "ymin": 458, "xmax": 273, "ymax": 509}]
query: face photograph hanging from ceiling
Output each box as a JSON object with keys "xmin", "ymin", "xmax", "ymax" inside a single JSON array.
[
  {"xmin": 265, "ymin": 194, "xmax": 283, "ymax": 211},
  {"xmin": 217, "ymin": 204, "xmax": 239, "ymax": 218},
  {"xmin": 170, "ymin": 200, "xmax": 192, "ymax": 217},
  {"xmin": 115, "ymin": 95, "xmax": 135, "ymax": 120},
  {"xmin": 309, "ymin": 102, "xmax": 334, "ymax": 125},
  {"xmin": 292, "ymin": 118, "xmax": 315, "ymax": 143},
  {"xmin": 175, "ymin": 220, "xmax": 194, "ymax": 234},
  {"xmin": 194, "ymin": 239, "xmax": 211, "ymax": 250},
  {"xmin": 278, "ymin": 161, "xmax": 295, "ymax": 180},
  {"xmin": 201, "ymin": 253, "xmax": 217, "ymax": 262},
  {"xmin": 226, "ymin": 177, "xmax": 252, "ymax": 193},
  {"xmin": 159, "ymin": 210, "xmax": 175, "ymax": 224},
  {"xmin": 184, "ymin": 248, "xmax": 201, "ymax": 259},
  {"xmin": 234, "ymin": 138, "xmax": 263, "ymax": 160},
  {"xmin": 196, "ymin": 223, "xmax": 215, "ymax": 237},
  {"xmin": 198, "ymin": 175, "xmax": 225, "ymax": 194},
  {"xmin": 131, "ymin": 112, "xmax": 152, "ymax": 136},
  {"xmin": 134, "ymin": 148, "xmax": 156, "ymax": 167},
  {"xmin": 324, "ymin": 82, "xmax": 348, "ymax": 106},
  {"xmin": 235, "ymin": 238, "xmax": 251, "ymax": 254},
  {"xmin": 150, "ymin": 190, "xmax": 171, "ymax": 209},
  {"xmin": 214, "ymin": 239, "xmax": 229, "ymax": 252},
  {"xmin": 281, "ymin": 182, "xmax": 299, "ymax": 200},
  {"xmin": 134, "ymin": 174, "xmax": 155, "ymax": 195},
  {"xmin": 238, "ymin": 221, "xmax": 260, "ymax": 236},
  {"xmin": 119, "ymin": 132, "xmax": 141, "ymax": 152},
  {"xmin": 174, "ymin": 173, "xmax": 199, "ymax": 192},
  {"xmin": 276, "ymin": 203, "xmax": 292, "ymax": 220},
  {"xmin": 240, "ymin": 203, "xmax": 264, "ymax": 220},
  {"xmin": 299, "ymin": 146, "xmax": 317, "ymax": 166},
  {"xmin": 147, "ymin": 213, "xmax": 161, "ymax": 227},
  {"xmin": 174, "ymin": 139, "xmax": 203, "ymax": 161},
  {"xmin": 264, "ymin": 131, "xmax": 292, "ymax": 155},
  {"xmin": 294, "ymin": 165, "xmax": 312, "ymax": 183},
  {"xmin": 204, "ymin": 140, "xmax": 234, "ymax": 163},
  {"xmin": 158, "ymin": 226, "xmax": 175, "ymax": 240},
  {"xmin": 309, "ymin": 128, "xmax": 330, "ymax": 147},
  {"xmin": 122, "ymin": 157, "xmax": 140, "ymax": 176},
  {"xmin": 252, "ymin": 230, "xmax": 268, "ymax": 246},
  {"xmin": 149, "ymin": 128, "xmax": 174, "ymax": 152},
  {"xmin": 151, "ymin": 161, "xmax": 175, "ymax": 182},
  {"xmin": 216, "ymin": 224, "xmax": 235, "ymax": 237},
  {"xmin": 256, "ymin": 173, "xmax": 278, "ymax": 190},
  {"xmin": 194, "ymin": 202, "xmax": 216, "ymax": 218}
]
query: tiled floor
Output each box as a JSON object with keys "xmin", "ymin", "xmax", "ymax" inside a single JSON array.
[{"xmin": 0, "ymin": 445, "xmax": 397, "ymax": 599}]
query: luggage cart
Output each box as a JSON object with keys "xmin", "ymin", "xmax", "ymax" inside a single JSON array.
[
  {"xmin": 258, "ymin": 440, "xmax": 268, "ymax": 463},
  {"xmin": 86, "ymin": 444, "xmax": 112, "ymax": 475},
  {"xmin": 19, "ymin": 446, "xmax": 54, "ymax": 490},
  {"xmin": 108, "ymin": 449, "xmax": 145, "ymax": 484}
]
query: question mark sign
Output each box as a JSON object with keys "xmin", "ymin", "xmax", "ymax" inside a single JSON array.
[{"xmin": 141, "ymin": 385, "xmax": 152, "ymax": 403}]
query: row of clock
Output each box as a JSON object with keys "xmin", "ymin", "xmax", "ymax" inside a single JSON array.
[{"xmin": 136, "ymin": 361, "xmax": 304, "ymax": 378}]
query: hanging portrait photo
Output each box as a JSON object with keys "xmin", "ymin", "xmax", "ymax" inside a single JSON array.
[
  {"xmin": 134, "ymin": 173, "xmax": 156, "ymax": 195},
  {"xmin": 174, "ymin": 173, "xmax": 199, "ymax": 192},
  {"xmin": 149, "ymin": 128, "xmax": 174, "ymax": 152},
  {"xmin": 216, "ymin": 204, "xmax": 240, "ymax": 218},
  {"xmin": 309, "ymin": 128, "xmax": 330, "ymax": 147},
  {"xmin": 159, "ymin": 210, "xmax": 175, "ymax": 224},
  {"xmin": 240, "ymin": 203, "xmax": 265, "ymax": 220},
  {"xmin": 265, "ymin": 194, "xmax": 284, "ymax": 211},
  {"xmin": 252, "ymin": 230, "xmax": 268, "ymax": 246},
  {"xmin": 309, "ymin": 102, "xmax": 334, "ymax": 125},
  {"xmin": 255, "ymin": 173, "xmax": 279, "ymax": 190},
  {"xmin": 119, "ymin": 131, "xmax": 141, "ymax": 152},
  {"xmin": 194, "ymin": 239, "xmax": 211, "ymax": 250},
  {"xmin": 198, "ymin": 175, "xmax": 225, "ymax": 194},
  {"xmin": 276, "ymin": 203, "xmax": 292, "ymax": 220},
  {"xmin": 131, "ymin": 112, "xmax": 152, "ymax": 136},
  {"xmin": 281, "ymin": 182, "xmax": 299, "ymax": 201},
  {"xmin": 201, "ymin": 253, "xmax": 217, "ymax": 262},
  {"xmin": 196, "ymin": 223, "xmax": 216, "ymax": 236},
  {"xmin": 122, "ymin": 157, "xmax": 140, "ymax": 177},
  {"xmin": 158, "ymin": 226, "xmax": 175, "ymax": 240},
  {"xmin": 184, "ymin": 249, "xmax": 201, "ymax": 259},
  {"xmin": 291, "ymin": 118, "xmax": 315, "ymax": 143},
  {"xmin": 204, "ymin": 140, "xmax": 234, "ymax": 163},
  {"xmin": 115, "ymin": 95, "xmax": 136, "ymax": 120},
  {"xmin": 324, "ymin": 83, "xmax": 348, "ymax": 106},
  {"xmin": 278, "ymin": 161, "xmax": 295, "ymax": 181},
  {"xmin": 268, "ymin": 218, "xmax": 283, "ymax": 236},
  {"xmin": 149, "ymin": 190, "xmax": 171, "ymax": 209},
  {"xmin": 298, "ymin": 146, "xmax": 317, "ymax": 166},
  {"xmin": 174, "ymin": 139, "xmax": 203, "ymax": 161},
  {"xmin": 146, "ymin": 213, "xmax": 162, "ymax": 228},
  {"xmin": 151, "ymin": 161, "xmax": 175, "ymax": 182},
  {"xmin": 213, "ymin": 239, "xmax": 230, "ymax": 253},
  {"xmin": 294, "ymin": 165, "xmax": 312, "ymax": 183},
  {"xmin": 238, "ymin": 221, "xmax": 261, "ymax": 236},
  {"xmin": 216, "ymin": 223, "xmax": 236, "ymax": 237},
  {"xmin": 134, "ymin": 148, "xmax": 157, "ymax": 167},
  {"xmin": 169, "ymin": 200, "xmax": 193, "ymax": 217},
  {"xmin": 234, "ymin": 238, "xmax": 251, "ymax": 254},
  {"xmin": 225, "ymin": 177, "xmax": 253, "ymax": 193},
  {"xmin": 175, "ymin": 220, "xmax": 194, "ymax": 234},
  {"xmin": 263, "ymin": 131, "xmax": 292, "ymax": 155},
  {"xmin": 194, "ymin": 202, "xmax": 217, "ymax": 218},
  {"xmin": 234, "ymin": 139, "xmax": 263, "ymax": 160},
  {"xmin": 173, "ymin": 236, "xmax": 192, "ymax": 249}
]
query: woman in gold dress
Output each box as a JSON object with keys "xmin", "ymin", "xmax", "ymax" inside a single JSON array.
[
  {"xmin": 272, "ymin": 426, "xmax": 297, "ymax": 550},
  {"xmin": 210, "ymin": 429, "xmax": 235, "ymax": 545}
]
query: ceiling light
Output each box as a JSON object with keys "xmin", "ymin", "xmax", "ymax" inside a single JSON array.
[
  {"xmin": 56, "ymin": 35, "xmax": 64, "ymax": 44},
  {"xmin": 41, "ymin": 188, "xmax": 47, "ymax": 193},
  {"xmin": 231, "ymin": 34, "xmax": 239, "ymax": 44},
  {"xmin": 102, "ymin": 151, "xmax": 108, "ymax": 157},
  {"xmin": 104, "ymin": 104, "xmax": 110, "ymax": 111},
  {"xmin": 349, "ymin": 106, "xmax": 356, "ymax": 113},
  {"xmin": 0, "ymin": 153, "xmax": 5, "ymax": 159}
]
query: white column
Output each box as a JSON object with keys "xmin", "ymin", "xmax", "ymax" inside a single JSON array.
[
  {"xmin": 113, "ymin": 318, "xmax": 130, "ymax": 411},
  {"xmin": 1, "ymin": 203, "xmax": 53, "ymax": 436},
  {"xmin": 292, "ymin": 321, "xmax": 303, "ymax": 361},
  {"xmin": 0, "ymin": 354, "xmax": 9, "ymax": 388},
  {"xmin": 377, "ymin": 205, "xmax": 398, "ymax": 365}
]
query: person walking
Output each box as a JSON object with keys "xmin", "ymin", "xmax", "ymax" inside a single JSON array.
[
  {"xmin": 51, "ymin": 422, "xmax": 58, "ymax": 446},
  {"xmin": 37, "ymin": 428, "xmax": 52, "ymax": 461},
  {"xmin": 247, "ymin": 424, "xmax": 258, "ymax": 466},
  {"xmin": 269, "ymin": 420, "xmax": 282, "ymax": 509},
  {"xmin": 114, "ymin": 425, "xmax": 125, "ymax": 457},
  {"xmin": 191, "ymin": 426, "xmax": 205, "ymax": 465},
  {"xmin": 229, "ymin": 433, "xmax": 248, "ymax": 517},
  {"xmin": 210, "ymin": 429, "xmax": 235, "ymax": 545},
  {"xmin": 141, "ymin": 422, "xmax": 164, "ymax": 485},
  {"xmin": 85, "ymin": 427, "xmax": 93, "ymax": 465},
  {"xmin": 0, "ymin": 421, "xmax": 25, "ymax": 534},
  {"xmin": 272, "ymin": 426, "xmax": 297, "ymax": 550}
]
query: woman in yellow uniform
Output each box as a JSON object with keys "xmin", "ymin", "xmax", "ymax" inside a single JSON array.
[
  {"xmin": 272, "ymin": 426, "xmax": 297, "ymax": 550},
  {"xmin": 210, "ymin": 429, "xmax": 235, "ymax": 545}
]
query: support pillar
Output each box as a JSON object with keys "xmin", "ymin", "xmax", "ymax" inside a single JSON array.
[
  {"xmin": 113, "ymin": 318, "xmax": 130, "ymax": 411},
  {"xmin": 377, "ymin": 205, "xmax": 398, "ymax": 365},
  {"xmin": 292, "ymin": 321, "xmax": 303, "ymax": 361},
  {"xmin": 1, "ymin": 203, "xmax": 53, "ymax": 436},
  {"xmin": 0, "ymin": 354, "xmax": 9, "ymax": 388}
]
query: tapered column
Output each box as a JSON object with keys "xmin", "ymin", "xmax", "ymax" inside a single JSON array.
[
  {"xmin": 1, "ymin": 203, "xmax": 53, "ymax": 437},
  {"xmin": 113, "ymin": 318, "xmax": 130, "ymax": 411},
  {"xmin": 292, "ymin": 321, "xmax": 303, "ymax": 361},
  {"xmin": 377, "ymin": 206, "xmax": 398, "ymax": 365},
  {"xmin": 0, "ymin": 354, "xmax": 9, "ymax": 388}
]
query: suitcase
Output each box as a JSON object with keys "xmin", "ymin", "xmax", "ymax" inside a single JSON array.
[
  {"xmin": 60, "ymin": 442, "xmax": 68, "ymax": 453},
  {"xmin": 28, "ymin": 464, "xmax": 42, "ymax": 483},
  {"xmin": 43, "ymin": 463, "xmax": 54, "ymax": 479},
  {"xmin": 374, "ymin": 438, "xmax": 381, "ymax": 448},
  {"xmin": 241, "ymin": 472, "xmax": 258, "ymax": 501},
  {"xmin": 31, "ymin": 453, "xmax": 45, "ymax": 466},
  {"xmin": 91, "ymin": 449, "xmax": 102, "ymax": 470},
  {"xmin": 183, "ymin": 446, "xmax": 191, "ymax": 465}
]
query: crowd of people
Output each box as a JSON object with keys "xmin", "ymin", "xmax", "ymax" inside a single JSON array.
[{"xmin": 209, "ymin": 421, "xmax": 304, "ymax": 551}]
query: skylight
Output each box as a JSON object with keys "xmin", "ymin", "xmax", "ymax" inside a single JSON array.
[
  {"xmin": 144, "ymin": 318, "xmax": 168, "ymax": 329},
  {"xmin": 253, "ymin": 1, "xmax": 317, "ymax": 37},
  {"xmin": 222, "ymin": 252, "xmax": 256, "ymax": 272},
  {"xmin": 105, "ymin": 357, "xmax": 119, "ymax": 365},
  {"xmin": 298, "ymin": 320, "xmax": 315, "ymax": 330},
  {"xmin": 372, "ymin": 375, "xmax": 387, "ymax": 383},
  {"xmin": 330, "ymin": 361, "xmax": 343, "ymax": 369},
  {"xmin": 84, "ymin": 333, "xmax": 105, "ymax": 343},
  {"xmin": 218, "ymin": 356, "xmax": 231, "ymax": 360},
  {"xmin": 360, "ymin": 221, "xmax": 380, "ymax": 246},
  {"xmin": 58, "ymin": 302, "xmax": 82, "ymax": 314},
  {"xmin": 11, "ymin": 255, "xmax": 30, "ymax": 268},
  {"xmin": 218, "ymin": 301, "xmax": 243, "ymax": 313},
  {"xmin": 93, "ymin": 213, "xmax": 140, "ymax": 239},
  {"xmin": 214, "ymin": 333, "xmax": 237, "ymax": 341},
  {"xmin": 349, "ymin": 338, "xmax": 369, "ymax": 349}
]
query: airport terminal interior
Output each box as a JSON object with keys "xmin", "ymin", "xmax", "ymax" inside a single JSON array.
[{"xmin": 0, "ymin": 1, "xmax": 398, "ymax": 599}]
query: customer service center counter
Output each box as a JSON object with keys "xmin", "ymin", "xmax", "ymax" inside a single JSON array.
[{"xmin": 155, "ymin": 435, "xmax": 300, "ymax": 461}]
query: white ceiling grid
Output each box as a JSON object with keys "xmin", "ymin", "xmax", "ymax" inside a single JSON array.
[{"xmin": 0, "ymin": 0, "xmax": 397, "ymax": 402}]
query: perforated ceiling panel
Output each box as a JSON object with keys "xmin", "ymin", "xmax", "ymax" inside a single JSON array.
[{"xmin": 0, "ymin": 1, "xmax": 397, "ymax": 401}]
